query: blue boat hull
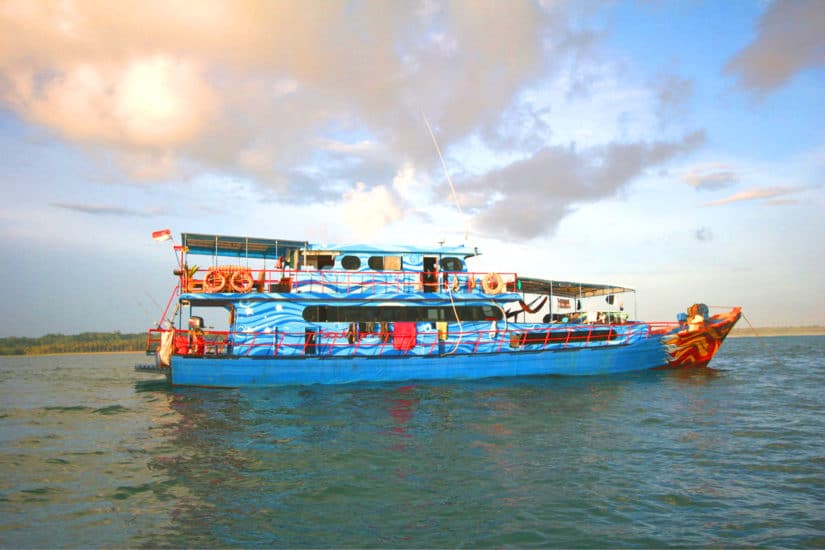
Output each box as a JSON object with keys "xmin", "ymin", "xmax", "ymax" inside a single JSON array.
[{"xmin": 171, "ymin": 338, "xmax": 669, "ymax": 387}]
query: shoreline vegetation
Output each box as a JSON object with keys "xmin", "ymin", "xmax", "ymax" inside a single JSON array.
[
  {"xmin": 0, "ymin": 332, "xmax": 146, "ymax": 356},
  {"xmin": 0, "ymin": 327, "xmax": 823, "ymax": 356},
  {"xmin": 728, "ymin": 326, "xmax": 825, "ymax": 338}
]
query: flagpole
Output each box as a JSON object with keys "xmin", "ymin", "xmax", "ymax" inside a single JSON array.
[
  {"xmin": 168, "ymin": 234, "xmax": 180, "ymax": 268},
  {"xmin": 152, "ymin": 228, "xmax": 180, "ymax": 267}
]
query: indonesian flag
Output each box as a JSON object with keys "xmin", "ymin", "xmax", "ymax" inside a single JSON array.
[{"xmin": 152, "ymin": 229, "xmax": 172, "ymax": 242}]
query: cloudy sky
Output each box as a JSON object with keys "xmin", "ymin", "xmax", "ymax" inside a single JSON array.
[{"xmin": 1, "ymin": 0, "xmax": 823, "ymax": 336}]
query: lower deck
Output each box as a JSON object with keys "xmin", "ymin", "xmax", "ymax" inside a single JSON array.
[
  {"xmin": 150, "ymin": 319, "xmax": 675, "ymax": 361},
  {"xmin": 144, "ymin": 307, "xmax": 741, "ymax": 386}
]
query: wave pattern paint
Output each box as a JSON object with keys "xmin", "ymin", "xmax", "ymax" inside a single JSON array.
[
  {"xmin": 225, "ymin": 294, "xmax": 508, "ymax": 357},
  {"xmin": 287, "ymin": 271, "xmax": 475, "ymax": 294},
  {"xmin": 663, "ymin": 309, "xmax": 742, "ymax": 367}
]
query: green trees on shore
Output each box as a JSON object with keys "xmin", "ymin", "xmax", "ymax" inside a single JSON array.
[{"xmin": 0, "ymin": 332, "xmax": 146, "ymax": 355}]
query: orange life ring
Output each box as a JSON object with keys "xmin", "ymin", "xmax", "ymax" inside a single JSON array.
[
  {"xmin": 230, "ymin": 270, "xmax": 254, "ymax": 293},
  {"xmin": 204, "ymin": 269, "xmax": 226, "ymax": 293},
  {"xmin": 481, "ymin": 272, "xmax": 504, "ymax": 294}
]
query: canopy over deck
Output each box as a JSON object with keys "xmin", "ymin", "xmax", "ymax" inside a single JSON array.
[
  {"xmin": 182, "ymin": 233, "xmax": 479, "ymax": 260},
  {"xmin": 518, "ymin": 276, "xmax": 634, "ymax": 298},
  {"xmin": 317, "ymin": 242, "xmax": 478, "ymax": 257},
  {"xmin": 182, "ymin": 233, "xmax": 309, "ymax": 260}
]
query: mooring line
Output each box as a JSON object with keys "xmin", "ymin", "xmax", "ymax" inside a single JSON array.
[{"xmin": 740, "ymin": 311, "xmax": 783, "ymax": 367}]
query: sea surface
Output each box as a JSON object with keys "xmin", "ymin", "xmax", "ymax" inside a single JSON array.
[{"xmin": 1, "ymin": 336, "xmax": 824, "ymax": 548}]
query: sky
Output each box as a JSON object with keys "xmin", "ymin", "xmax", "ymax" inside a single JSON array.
[{"xmin": 0, "ymin": 0, "xmax": 823, "ymax": 337}]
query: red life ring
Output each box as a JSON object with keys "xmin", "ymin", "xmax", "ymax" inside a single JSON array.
[
  {"xmin": 481, "ymin": 272, "xmax": 504, "ymax": 294},
  {"xmin": 230, "ymin": 270, "xmax": 254, "ymax": 293},
  {"xmin": 204, "ymin": 269, "xmax": 226, "ymax": 293}
]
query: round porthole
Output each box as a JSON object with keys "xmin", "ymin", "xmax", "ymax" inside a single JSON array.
[
  {"xmin": 341, "ymin": 255, "xmax": 361, "ymax": 270},
  {"xmin": 440, "ymin": 257, "xmax": 463, "ymax": 272}
]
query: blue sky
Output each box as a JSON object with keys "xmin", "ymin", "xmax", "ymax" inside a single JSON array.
[{"xmin": 1, "ymin": 0, "xmax": 823, "ymax": 337}]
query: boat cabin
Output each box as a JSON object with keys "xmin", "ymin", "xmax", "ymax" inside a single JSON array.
[{"xmin": 151, "ymin": 233, "xmax": 640, "ymax": 363}]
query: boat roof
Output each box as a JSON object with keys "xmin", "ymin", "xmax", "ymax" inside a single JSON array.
[
  {"xmin": 518, "ymin": 276, "xmax": 634, "ymax": 298},
  {"xmin": 314, "ymin": 242, "xmax": 478, "ymax": 257},
  {"xmin": 182, "ymin": 233, "xmax": 309, "ymax": 260},
  {"xmin": 181, "ymin": 233, "xmax": 478, "ymax": 260}
]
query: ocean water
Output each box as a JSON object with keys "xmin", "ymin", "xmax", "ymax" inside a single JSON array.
[{"xmin": 1, "ymin": 336, "xmax": 824, "ymax": 548}]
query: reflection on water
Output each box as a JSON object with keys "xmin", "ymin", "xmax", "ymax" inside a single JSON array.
[
  {"xmin": 1, "ymin": 338, "xmax": 825, "ymax": 547},
  {"xmin": 131, "ymin": 376, "xmax": 639, "ymax": 547}
]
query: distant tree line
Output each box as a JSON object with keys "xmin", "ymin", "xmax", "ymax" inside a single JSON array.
[{"xmin": 0, "ymin": 332, "xmax": 146, "ymax": 355}]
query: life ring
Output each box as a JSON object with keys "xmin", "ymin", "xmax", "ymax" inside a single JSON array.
[
  {"xmin": 204, "ymin": 269, "xmax": 226, "ymax": 293},
  {"xmin": 481, "ymin": 272, "xmax": 504, "ymax": 294},
  {"xmin": 229, "ymin": 270, "xmax": 254, "ymax": 293}
]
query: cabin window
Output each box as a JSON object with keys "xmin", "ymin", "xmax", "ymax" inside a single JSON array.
[
  {"xmin": 304, "ymin": 253, "xmax": 336, "ymax": 269},
  {"xmin": 440, "ymin": 257, "xmax": 464, "ymax": 272},
  {"xmin": 302, "ymin": 304, "xmax": 502, "ymax": 323},
  {"xmin": 368, "ymin": 255, "xmax": 402, "ymax": 271},
  {"xmin": 341, "ymin": 255, "xmax": 361, "ymax": 270}
]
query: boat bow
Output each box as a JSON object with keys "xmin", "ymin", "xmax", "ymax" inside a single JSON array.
[{"xmin": 662, "ymin": 306, "xmax": 742, "ymax": 368}]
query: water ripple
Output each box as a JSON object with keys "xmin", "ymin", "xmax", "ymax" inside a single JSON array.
[{"xmin": 0, "ymin": 341, "xmax": 824, "ymax": 547}]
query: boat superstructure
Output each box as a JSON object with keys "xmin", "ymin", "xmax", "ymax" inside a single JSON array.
[{"xmin": 141, "ymin": 232, "xmax": 741, "ymax": 387}]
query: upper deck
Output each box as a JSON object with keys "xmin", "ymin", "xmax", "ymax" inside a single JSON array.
[
  {"xmin": 175, "ymin": 232, "xmax": 518, "ymax": 298},
  {"xmin": 167, "ymin": 232, "xmax": 635, "ymax": 318},
  {"xmin": 181, "ymin": 233, "xmax": 478, "ymax": 262}
]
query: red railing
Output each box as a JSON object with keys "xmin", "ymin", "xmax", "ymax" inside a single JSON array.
[
  {"xmin": 145, "ymin": 320, "xmax": 664, "ymax": 359},
  {"xmin": 177, "ymin": 267, "xmax": 519, "ymax": 295}
]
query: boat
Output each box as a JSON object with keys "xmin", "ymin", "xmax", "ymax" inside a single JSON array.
[{"xmin": 137, "ymin": 232, "xmax": 741, "ymax": 387}]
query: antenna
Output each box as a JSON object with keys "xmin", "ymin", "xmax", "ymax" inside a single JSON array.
[{"xmin": 422, "ymin": 112, "xmax": 469, "ymax": 243}]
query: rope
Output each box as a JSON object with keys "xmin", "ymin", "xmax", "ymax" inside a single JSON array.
[
  {"xmin": 739, "ymin": 311, "xmax": 784, "ymax": 368},
  {"xmin": 443, "ymin": 272, "xmax": 463, "ymax": 355},
  {"xmin": 422, "ymin": 112, "xmax": 469, "ymax": 243},
  {"xmin": 707, "ymin": 305, "xmax": 783, "ymax": 367}
]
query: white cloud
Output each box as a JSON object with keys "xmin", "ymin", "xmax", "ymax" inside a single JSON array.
[
  {"xmin": 0, "ymin": 0, "xmax": 554, "ymax": 190},
  {"xmin": 461, "ymin": 131, "xmax": 706, "ymax": 240},
  {"xmin": 341, "ymin": 182, "xmax": 402, "ymax": 240},
  {"xmin": 391, "ymin": 163, "xmax": 419, "ymax": 201},
  {"xmin": 5, "ymin": 55, "xmax": 216, "ymax": 150},
  {"xmin": 0, "ymin": 0, "xmax": 723, "ymax": 243},
  {"xmin": 725, "ymin": 0, "xmax": 825, "ymax": 93},
  {"xmin": 112, "ymin": 56, "xmax": 216, "ymax": 147},
  {"xmin": 702, "ymin": 186, "xmax": 802, "ymax": 207},
  {"xmin": 317, "ymin": 139, "xmax": 383, "ymax": 157},
  {"xmin": 682, "ymin": 163, "xmax": 740, "ymax": 191}
]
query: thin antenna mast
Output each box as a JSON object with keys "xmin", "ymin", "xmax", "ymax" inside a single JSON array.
[{"xmin": 422, "ymin": 112, "xmax": 469, "ymax": 243}]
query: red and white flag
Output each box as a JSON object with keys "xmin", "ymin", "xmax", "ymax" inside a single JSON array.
[{"xmin": 152, "ymin": 229, "xmax": 172, "ymax": 242}]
